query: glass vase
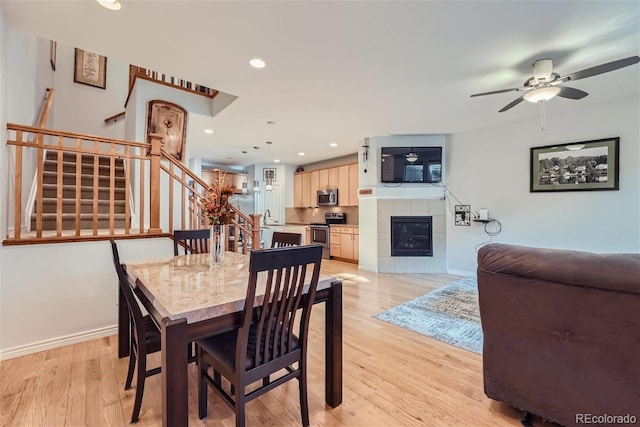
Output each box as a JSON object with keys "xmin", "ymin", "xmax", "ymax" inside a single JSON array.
[{"xmin": 209, "ymin": 224, "xmax": 225, "ymax": 268}]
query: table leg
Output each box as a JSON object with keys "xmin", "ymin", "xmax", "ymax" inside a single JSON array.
[
  {"xmin": 325, "ymin": 280, "xmax": 343, "ymax": 407},
  {"xmin": 117, "ymin": 286, "xmax": 130, "ymax": 358},
  {"xmin": 161, "ymin": 317, "xmax": 188, "ymax": 427}
]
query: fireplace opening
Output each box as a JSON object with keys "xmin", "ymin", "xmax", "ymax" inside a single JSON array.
[{"xmin": 391, "ymin": 216, "xmax": 432, "ymax": 256}]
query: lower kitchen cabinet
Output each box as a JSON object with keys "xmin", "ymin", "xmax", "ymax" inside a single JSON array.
[{"xmin": 330, "ymin": 226, "xmax": 358, "ymax": 262}]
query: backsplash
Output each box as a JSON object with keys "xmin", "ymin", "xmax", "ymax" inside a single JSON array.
[{"xmin": 285, "ymin": 206, "xmax": 359, "ymax": 225}]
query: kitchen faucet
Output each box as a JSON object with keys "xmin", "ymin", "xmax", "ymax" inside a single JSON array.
[{"xmin": 263, "ymin": 209, "xmax": 271, "ymax": 226}]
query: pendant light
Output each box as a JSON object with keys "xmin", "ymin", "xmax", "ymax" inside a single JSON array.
[
  {"xmin": 265, "ymin": 141, "xmax": 273, "ymax": 191},
  {"xmin": 252, "ymin": 146, "xmax": 260, "ymax": 193},
  {"xmin": 241, "ymin": 150, "xmax": 248, "ymax": 194}
]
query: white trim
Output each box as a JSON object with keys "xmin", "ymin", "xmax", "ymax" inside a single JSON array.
[
  {"xmin": 447, "ymin": 268, "xmax": 476, "ymax": 278},
  {"xmin": 0, "ymin": 324, "xmax": 117, "ymax": 361}
]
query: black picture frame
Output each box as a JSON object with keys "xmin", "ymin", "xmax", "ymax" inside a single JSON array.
[{"xmin": 530, "ymin": 137, "xmax": 619, "ymax": 192}]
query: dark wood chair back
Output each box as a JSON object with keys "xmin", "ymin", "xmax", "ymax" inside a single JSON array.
[
  {"xmin": 270, "ymin": 231, "xmax": 302, "ymax": 248},
  {"xmin": 173, "ymin": 229, "xmax": 210, "ymax": 255},
  {"xmin": 110, "ymin": 240, "xmax": 162, "ymax": 423},
  {"xmin": 196, "ymin": 244, "xmax": 324, "ymax": 426}
]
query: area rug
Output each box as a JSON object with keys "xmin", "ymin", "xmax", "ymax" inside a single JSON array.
[{"xmin": 374, "ymin": 277, "xmax": 483, "ymax": 354}]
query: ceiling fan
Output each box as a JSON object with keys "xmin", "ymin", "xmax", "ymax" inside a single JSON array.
[{"xmin": 471, "ymin": 56, "xmax": 640, "ymax": 112}]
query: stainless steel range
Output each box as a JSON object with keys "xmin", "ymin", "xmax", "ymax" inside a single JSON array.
[{"xmin": 310, "ymin": 212, "xmax": 347, "ymax": 259}]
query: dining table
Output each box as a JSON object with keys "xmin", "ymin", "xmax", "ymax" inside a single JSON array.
[{"xmin": 118, "ymin": 250, "xmax": 343, "ymax": 427}]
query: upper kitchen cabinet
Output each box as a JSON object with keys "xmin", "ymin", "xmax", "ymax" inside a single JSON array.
[
  {"xmin": 294, "ymin": 173, "xmax": 304, "ymax": 207},
  {"xmin": 293, "ymin": 162, "xmax": 358, "ymax": 208},
  {"xmin": 337, "ymin": 163, "xmax": 358, "ymax": 207}
]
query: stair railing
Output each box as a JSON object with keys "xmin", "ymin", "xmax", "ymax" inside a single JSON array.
[{"xmin": 4, "ymin": 124, "xmax": 261, "ymax": 250}]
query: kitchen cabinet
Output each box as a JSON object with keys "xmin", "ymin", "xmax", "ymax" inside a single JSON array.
[
  {"xmin": 330, "ymin": 230, "xmax": 341, "ymax": 258},
  {"xmin": 318, "ymin": 169, "xmax": 329, "ymax": 190},
  {"xmin": 302, "ymin": 173, "xmax": 313, "ymax": 207},
  {"xmin": 330, "ymin": 226, "xmax": 358, "ymax": 262},
  {"xmin": 310, "ymin": 170, "xmax": 319, "ymax": 206},
  {"xmin": 348, "ymin": 163, "xmax": 359, "ymax": 206},
  {"xmin": 337, "ymin": 165, "xmax": 349, "ymax": 207},
  {"xmin": 294, "ymin": 173, "xmax": 304, "ymax": 207},
  {"xmin": 293, "ymin": 162, "xmax": 357, "ymax": 209},
  {"xmin": 328, "ymin": 167, "xmax": 339, "ymax": 189}
]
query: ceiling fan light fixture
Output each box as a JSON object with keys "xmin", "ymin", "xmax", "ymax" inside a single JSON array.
[
  {"xmin": 96, "ymin": 0, "xmax": 121, "ymax": 10},
  {"xmin": 523, "ymin": 86, "xmax": 561, "ymax": 103},
  {"xmin": 406, "ymin": 152, "xmax": 419, "ymax": 163}
]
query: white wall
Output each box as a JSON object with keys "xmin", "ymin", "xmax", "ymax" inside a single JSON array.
[
  {"xmin": 52, "ymin": 42, "xmax": 127, "ymax": 139},
  {"xmin": 0, "ymin": 238, "xmax": 174, "ymax": 359},
  {"xmin": 446, "ymin": 95, "xmax": 640, "ymax": 274}
]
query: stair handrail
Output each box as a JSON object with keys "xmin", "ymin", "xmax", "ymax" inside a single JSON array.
[
  {"xmin": 158, "ymin": 147, "xmax": 261, "ymax": 252},
  {"xmin": 4, "ymin": 124, "xmax": 260, "ymax": 248}
]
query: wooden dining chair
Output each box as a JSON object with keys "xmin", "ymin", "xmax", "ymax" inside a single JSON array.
[
  {"xmin": 110, "ymin": 240, "xmax": 162, "ymax": 424},
  {"xmin": 173, "ymin": 228, "xmax": 210, "ymax": 255},
  {"xmin": 270, "ymin": 231, "xmax": 302, "ymax": 248},
  {"xmin": 196, "ymin": 244, "xmax": 324, "ymax": 427}
]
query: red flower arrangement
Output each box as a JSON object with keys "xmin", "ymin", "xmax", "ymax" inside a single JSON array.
[{"xmin": 201, "ymin": 169, "xmax": 236, "ymax": 225}]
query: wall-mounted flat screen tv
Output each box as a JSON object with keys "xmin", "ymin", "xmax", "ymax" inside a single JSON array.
[{"xmin": 381, "ymin": 146, "xmax": 442, "ymax": 183}]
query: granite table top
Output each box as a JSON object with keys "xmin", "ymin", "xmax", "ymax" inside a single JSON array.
[{"xmin": 125, "ymin": 251, "xmax": 334, "ymax": 324}]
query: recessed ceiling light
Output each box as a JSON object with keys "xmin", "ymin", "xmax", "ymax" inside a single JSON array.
[
  {"xmin": 329, "ymin": 143, "xmax": 338, "ymax": 147},
  {"xmin": 274, "ymin": 159, "xmax": 281, "ymax": 163},
  {"xmin": 204, "ymin": 129, "xmax": 214, "ymax": 134},
  {"xmin": 249, "ymin": 58, "xmax": 266, "ymax": 69},
  {"xmin": 298, "ymin": 152, "xmax": 306, "ymax": 156},
  {"xmin": 96, "ymin": 0, "xmax": 121, "ymax": 10}
]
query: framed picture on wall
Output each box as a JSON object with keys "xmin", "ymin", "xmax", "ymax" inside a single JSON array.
[
  {"xmin": 530, "ymin": 137, "xmax": 619, "ymax": 192},
  {"xmin": 74, "ymin": 48, "xmax": 107, "ymax": 89},
  {"xmin": 146, "ymin": 100, "xmax": 188, "ymax": 161}
]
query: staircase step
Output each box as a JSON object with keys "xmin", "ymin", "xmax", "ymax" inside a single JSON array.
[
  {"xmin": 44, "ymin": 159, "xmax": 125, "ymax": 176},
  {"xmin": 30, "ymin": 214, "xmax": 127, "ymax": 231},
  {"xmin": 36, "ymin": 198, "xmax": 126, "ymax": 214},
  {"xmin": 45, "ymin": 151, "xmax": 126, "ymax": 167},
  {"xmin": 42, "ymin": 183, "xmax": 126, "ymax": 200},
  {"xmin": 42, "ymin": 170, "xmax": 126, "ymax": 188}
]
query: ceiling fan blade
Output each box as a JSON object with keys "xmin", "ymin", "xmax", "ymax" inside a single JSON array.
[
  {"xmin": 498, "ymin": 96, "xmax": 525, "ymax": 112},
  {"xmin": 562, "ymin": 56, "xmax": 640, "ymax": 82},
  {"xmin": 557, "ymin": 86, "xmax": 589, "ymax": 100},
  {"xmin": 470, "ymin": 87, "xmax": 521, "ymax": 97}
]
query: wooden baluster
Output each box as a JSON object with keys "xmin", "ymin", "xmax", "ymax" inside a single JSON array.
[
  {"xmin": 148, "ymin": 133, "xmax": 162, "ymax": 233},
  {"xmin": 75, "ymin": 139, "xmax": 82, "ymax": 236},
  {"xmin": 181, "ymin": 169, "xmax": 186, "ymax": 230},
  {"xmin": 13, "ymin": 131, "xmax": 23, "ymax": 239},
  {"xmin": 92, "ymin": 142, "xmax": 99, "ymax": 235},
  {"xmin": 250, "ymin": 214, "xmax": 262, "ymax": 250},
  {"xmin": 56, "ymin": 139, "xmax": 63, "ymax": 237},
  {"xmin": 109, "ymin": 143, "xmax": 115, "ymax": 234},
  {"xmin": 35, "ymin": 133, "xmax": 44, "ymax": 238},
  {"xmin": 168, "ymin": 161, "xmax": 174, "ymax": 234},
  {"xmin": 139, "ymin": 157, "xmax": 145, "ymax": 234},
  {"xmin": 124, "ymin": 146, "xmax": 131, "ymax": 234}
]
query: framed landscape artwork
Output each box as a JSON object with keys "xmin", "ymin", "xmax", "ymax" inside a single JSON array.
[
  {"xmin": 530, "ymin": 137, "xmax": 619, "ymax": 192},
  {"xmin": 74, "ymin": 48, "xmax": 107, "ymax": 89},
  {"xmin": 146, "ymin": 100, "xmax": 188, "ymax": 161}
]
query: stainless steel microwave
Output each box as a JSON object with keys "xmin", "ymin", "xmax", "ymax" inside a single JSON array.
[{"xmin": 317, "ymin": 189, "xmax": 338, "ymax": 206}]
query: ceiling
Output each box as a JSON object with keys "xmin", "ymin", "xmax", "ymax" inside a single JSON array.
[{"xmin": 3, "ymin": 1, "xmax": 639, "ymax": 167}]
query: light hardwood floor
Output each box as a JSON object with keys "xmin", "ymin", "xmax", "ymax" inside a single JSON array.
[{"xmin": 1, "ymin": 259, "xmax": 533, "ymax": 426}]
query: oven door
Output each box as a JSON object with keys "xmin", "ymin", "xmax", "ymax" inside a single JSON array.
[{"xmin": 310, "ymin": 225, "xmax": 330, "ymax": 259}]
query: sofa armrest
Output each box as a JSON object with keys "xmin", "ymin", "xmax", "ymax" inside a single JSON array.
[{"xmin": 477, "ymin": 243, "xmax": 640, "ymax": 294}]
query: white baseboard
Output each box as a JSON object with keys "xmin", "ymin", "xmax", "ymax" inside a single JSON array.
[
  {"xmin": 0, "ymin": 325, "xmax": 118, "ymax": 361},
  {"xmin": 447, "ymin": 268, "xmax": 476, "ymax": 277}
]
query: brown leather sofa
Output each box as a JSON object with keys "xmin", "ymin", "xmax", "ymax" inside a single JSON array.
[{"xmin": 477, "ymin": 243, "xmax": 640, "ymax": 427}]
